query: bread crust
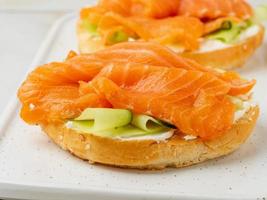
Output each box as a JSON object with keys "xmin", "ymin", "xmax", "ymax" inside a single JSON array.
[
  {"xmin": 180, "ymin": 26, "xmax": 265, "ymax": 69},
  {"xmin": 77, "ymin": 20, "xmax": 264, "ymax": 69},
  {"xmin": 41, "ymin": 106, "xmax": 259, "ymax": 169}
]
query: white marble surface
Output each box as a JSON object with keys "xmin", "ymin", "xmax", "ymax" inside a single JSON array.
[
  {"xmin": 0, "ymin": 0, "xmax": 263, "ymax": 11},
  {"xmin": 0, "ymin": 0, "xmax": 94, "ymax": 11},
  {"xmin": 0, "ymin": 0, "xmax": 96, "ymax": 114},
  {"xmin": 0, "ymin": 12, "xmax": 63, "ymax": 113}
]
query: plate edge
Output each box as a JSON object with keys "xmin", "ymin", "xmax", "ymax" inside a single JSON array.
[{"xmin": 0, "ymin": 13, "xmax": 76, "ymax": 137}]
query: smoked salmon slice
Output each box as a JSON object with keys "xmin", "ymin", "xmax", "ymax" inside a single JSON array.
[
  {"xmin": 18, "ymin": 42, "xmax": 255, "ymax": 139},
  {"xmin": 98, "ymin": 13, "xmax": 203, "ymax": 50},
  {"xmin": 98, "ymin": 0, "xmax": 132, "ymax": 16},
  {"xmin": 178, "ymin": 0, "xmax": 253, "ymax": 20},
  {"xmin": 130, "ymin": 0, "xmax": 180, "ymax": 18},
  {"xmin": 98, "ymin": 0, "xmax": 180, "ymax": 18},
  {"xmin": 86, "ymin": 76, "xmax": 235, "ymax": 139},
  {"xmin": 91, "ymin": 42, "xmax": 206, "ymax": 70},
  {"xmin": 91, "ymin": 42, "xmax": 256, "ymax": 95},
  {"xmin": 96, "ymin": 0, "xmax": 253, "ymax": 20},
  {"xmin": 80, "ymin": 0, "xmax": 253, "ymax": 49},
  {"xmin": 96, "ymin": 0, "xmax": 184, "ymax": 19}
]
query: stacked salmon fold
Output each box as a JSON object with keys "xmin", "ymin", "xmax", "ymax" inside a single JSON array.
[
  {"xmin": 80, "ymin": 0, "xmax": 253, "ymax": 50},
  {"xmin": 18, "ymin": 42, "xmax": 255, "ymax": 140}
]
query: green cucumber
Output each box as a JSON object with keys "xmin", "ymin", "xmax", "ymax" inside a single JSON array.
[
  {"xmin": 92, "ymin": 125, "xmax": 152, "ymax": 138},
  {"xmin": 109, "ymin": 125, "xmax": 169, "ymax": 138},
  {"xmin": 74, "ymin": 108, "xmax": 132, "ymax": 132},
  {"xmin": 71, "ymin": 123, "xmax": 169, "ymax": 138},
  {"xmin": 69, "ymin": 108, "xmax": 172, "ymax": 138},
  {"xmin": 220, "ymin": 21, "xmax": 233, "ymax": 30},
  {"xmin": 207, "ymin": 4, "xmax": 267, "ymax": 44},
  {"xmin": 108, "ymin": 30, "xmax": 129, "ymax": 44},
  {"xmin": 82, "ymin": 20, "xmax": 98, "ymax": 35},
  {"xmin": 131, "ymin": 114, "xmax": 165, "ymax": 133},
  {"xmin": 208, "ymin": 22, "xmax": 243, "ymax": 43}
]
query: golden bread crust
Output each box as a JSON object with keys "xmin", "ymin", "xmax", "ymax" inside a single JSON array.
[
  {"xmin": 180, "ymin": 26, "xmax": 265, "ymax": 69},
  {"xmin": 41, "ymin": 106, "xmax": 259, "ymax": 169}
]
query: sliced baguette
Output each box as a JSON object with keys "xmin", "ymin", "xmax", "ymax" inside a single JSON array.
[
  {"xmin": 77, "ymin": 20, "xmax": 264, "ymax": 70},
  {"xmin": 41, "ymin": 106, "xmax": 259, "ymax": 169}
]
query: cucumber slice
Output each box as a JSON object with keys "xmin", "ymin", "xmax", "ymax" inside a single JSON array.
[
  {"xmin": 208, "ymin": 22, "xmax": 242, "ymax": 43},
  {"xmin": 70, "ymin": 108, "xmax": 172, "ymax": 138},
  {"xmin": 131, "ymin": 114, "xmax": 165, "ymax": 133},
  {"xmin": 108, "ymin": 30, "xmax": 129, "ymax": 44},
  {"xmin": 71, "ymin": 122, "xmax": 169, "ymax": 138},
  {"xmin": 207, "ymin": 5, "xmax": 267, "ymax": 44},
  {"xmin": 82, "ymin": 20, "xmax": 98, "ymax": 35},
  {"xmin": 220, "ymin": 21, "xmax": 233, "ymax": 30},
  {"xmin": 93, "ymin": 125, "xmax": 148, "ymax": 137},
  {"xmin": 74, "ymin": 108, "xmax": 132, "ymax": 132},
  {"xmin": 111, "ymin": 125, "xmax": 169, "ymax": 138}
]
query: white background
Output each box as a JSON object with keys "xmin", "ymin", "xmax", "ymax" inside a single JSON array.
[{"xmin": 0, "ymin": 0, "xmax": 95, "ymax": 114}]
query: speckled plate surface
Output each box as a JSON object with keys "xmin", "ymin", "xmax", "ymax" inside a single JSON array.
[{"xmin": 0, "ymin": 14, "xmax": 267, "ymax": 200}]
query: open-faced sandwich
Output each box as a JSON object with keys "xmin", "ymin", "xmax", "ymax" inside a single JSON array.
[
  {"xmin": 18, "ymin": 42, "xmax": 259, "ymax": 169},
  {"xmin": 77, "ymin": 0, "xmax": 266, "ymax": 69}
]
